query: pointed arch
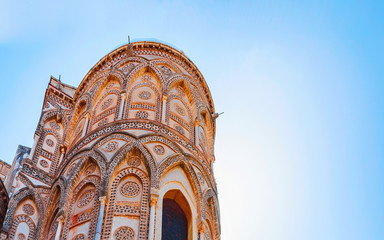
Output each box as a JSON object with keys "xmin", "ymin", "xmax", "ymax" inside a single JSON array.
[
  {"xmin": 158, "ymin": 155, "xmax": 202, "ymax": 219},
  {"xmin": 7, "ymin": 215, "xmax": 36, "ymax": 240},
  {"xmin": 3, "ymin": 188, "xmax": 45, "ymax": 232},
  {"xmin": 102, "ymin": 167, "xmax": 150, "ymax": 240}
]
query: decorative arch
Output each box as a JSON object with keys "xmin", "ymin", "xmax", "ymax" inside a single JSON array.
[
  {"xmin": 64, "ymin": 152, "xmax": 106, "ymax": 204},
  {"xmin": 125, "ymin": 81, "xmax": 162, "ymax": 121},
  {"xmin": 102, "ymin": 167, "xmax": 150, "ymax": 240},
  {"xmin": 101, "ymin": 135, "xmax": 157, "ymax": 187},
  {"xmin": 34, "ymin": 128, "xmax": 62, "ymax": 174},
  {"xmin": 166, "ymin": 94, "xmax": 194, "ymax": 141},
  {"xmin": 3, "ymin": 188, "xmax": 45, "ymax": 232},
  {"xmin": 158, "ymin": 155, "xmax": 202, "ymax": 220},
  {"xmin": 202, "ymin": 189, "xmax": 220, "ymax": 240},
  {"xmin": 7, "ymin": 215, "xmax": 36, "ymax": 240},
  {"xmin": 62, "ymin": 175, "xmax": 101, "ymax": 240},
  {"xmin": 91, "ymin": 88, "xmax": 121, "ymax": 128}
]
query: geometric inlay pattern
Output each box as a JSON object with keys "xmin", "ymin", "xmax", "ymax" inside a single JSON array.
[
  {"xmin": 101, "ymin": 98, "xmax": 113, "ymax": 110},
  {"xmin": 175, "ymin": 125, "xmax": 185, "ymax": 135},
  {"xmin": 46, "ymin": 139, "xmax": 54, "ymax": 147},
  {"xmin": 39, "ymin": 159, "xmax": 49, "ymax": 168},
  {"xmin": 175, "ymin": 104, "xmax": 185, "ymax": 116},
  {"xmin": 113, "ymin": 226, "xmax": 135, "ymax": 240},
  {"xmin": 153, "ymin": 145, "xmax": 165, "ymax": 155},
  {"xmin": 138, "ymin": 91, "xmax": 152, "ymax": 100},
  {"xmin": 135, "ymin": 111, "xmax": 148, "ymax": 119},
  {"xmin": 120, "ymin": 181, "xmax": 141, "ymax": 198},
  {"xmin": 127, "ymin": 156, "xmax": 141, "ymax": 167},
  {"xmin": 77, "ymin": 190, "xmax": 95, "ymax": 208},
  {"xmin": 73, "ymin": 234, "xmax": 85, "ymax": 240},
  {"xmin": 105, "ymin": 141, "xmax": 118, "ymax": 152},
  {"xmin": 17, "ymin": 233, "xmax": 26, "ymax": 240},
  {"xmin": 22, "ymin": 204, "xmax": 35, "ymax": 216}
]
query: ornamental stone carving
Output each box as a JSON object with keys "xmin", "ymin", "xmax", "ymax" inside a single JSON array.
[{"xmin": 120, "ymin": 181, "xmax": 141, "ymax": 198}]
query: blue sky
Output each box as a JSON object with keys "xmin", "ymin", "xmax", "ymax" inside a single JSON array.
[{"xmin": 1, "ymin": 1, "xmax": 383, "ymax": 239}]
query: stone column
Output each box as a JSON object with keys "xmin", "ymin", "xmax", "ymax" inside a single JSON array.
[
  {"xmin": 81, "ymin": 116, "xmax": 89, "ymax": 137},
  {"xmin": 148, "ymin": 191, "xmax": 159, "ymax": 240},
  {"xmin": 54, "ymin": 215, "xmax": 65, "ymax": 240},
  {"xmin": 161, "ymin": 95, "xmax": 168, "ymax": 124},
  {"xmin": 58, "ymin": 145, "xmax": 66, "ymax": 165},
  {"xmin": 118, "ymin": 92, "xmax": 126, "ymax": 120},
  {"xmin": 94, "ymin": 196, "xmax": 107, "ymax": 240}
]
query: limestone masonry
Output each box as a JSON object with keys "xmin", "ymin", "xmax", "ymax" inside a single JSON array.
[{"xmin": 0, "ymin": 41, "xmax": 221, "ymax": 240}]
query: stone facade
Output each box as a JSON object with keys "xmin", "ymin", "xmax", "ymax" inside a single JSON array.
[{"xmin": 1, "ymin": 41, "xmax": 220, "ymax": 240}]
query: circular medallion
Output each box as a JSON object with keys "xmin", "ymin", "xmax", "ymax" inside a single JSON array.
[
  {"xmin": 40, "ymin": 159, "xmax": 49, "ymax": 168},
  {"xmin": 135, "ymin": 111, "xmax": 148, "ymax": 119},
  {"xmin": 153, "ymin": 145, "xmax": 165, "ymax": 155},
  {"xmin": 22, "ymin": 203, "xmax": 35, "ymax": 216},
  {"xmin": 127, "ymin": 156, "xmax": 140, "ymax": 167},
  {"xmin": 120, "ymin": 181, "xmax": 140, "ymax": 198},
  {"xmin": 114, "ymin": 226, "xmax": 135, "ymax": 240},
  {"xmin": 17, "ymin": 233, "xmax": 26, "ymax": 240},
  {"xmin": 73, "ymin": 234, "xmax": 85, "ymax": 240},
  {"xmin": 77, "ymin": 190, "xmax": 95, "ymax": 208},
  {"xmin": 175, "ymin": 125, "xmax": 185, "ymax": 135},
  {"xmin": 46, "ymin": 139, "xmax": 54, "ymax": 147},
  {"xmin": 101, "ymin": 98, "xmax": 113, "ymax": 110},
  {"xmin": 138, "ymin": 91, "xmax": 151, "ymax": 100},
  {"xmin": 175, "ymin": 104, "xmax": 186, "ymax": 116},
  {"xmin": 105, "ymin": 141, "xmax": 118, "ymax": 152}
]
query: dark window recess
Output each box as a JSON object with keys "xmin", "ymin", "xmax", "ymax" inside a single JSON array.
[{"xmin": 162, "ymin": 199, "xmax": 188, "ymax": 240}]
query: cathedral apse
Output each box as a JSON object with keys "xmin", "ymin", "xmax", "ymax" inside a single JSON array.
[{"xmin": 1, "ymin": 41, "xmax": 220, "ymax": 240}]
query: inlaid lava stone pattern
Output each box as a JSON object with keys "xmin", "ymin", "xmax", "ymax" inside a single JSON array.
[
  {"xmin": 77, "ymin": 190, "xmax": 95, "ymax": 208},
  {"xmin": 17, "ymin": 233, "xmax": 26, "ymax": 240},
  {"xmin": 72, "ymin": 234, "xmax": 85, "ymax": 240},
  {"xmin": 22, "ymin": 204, "xmax": 35, "ymax": 216},
  {"xmin": 39, "ymin": 159, "xmax": 49, "ymax": 168},
  {"xmin": 153, "ymin": 145, "xmax": 165, "ymax": 155},
  {"xmin": 49, "ymin": 121, "xmax": 61, "ymax": 131},
  {"xmin": 138, "ymin": 91, "xmax": 152, "ymax": 100},
  {"xmin": 127, "ymin": 156, "xmax": 141, "ymax": 167},
  {"xmin": 175, "ymin": 125, "xmax": 185, "ymax": 135},
  {"xmin": 46, "ymin": 139, "xmax": 54, "ymax": 147},
  {"xmin": 175, "ymin": 104, "xmax": 186, "ymax": 116},
  {"xmin": 135, "ymin": 111, "xmax": 148, "ymax": 119},
  {"xmin": 141, "ymin": 74, "xmax": 151, "ymax": 81},
  {"xmin": 120, "ymin": 181, "xmax": 141, "ymax": 198},
  {"xmin": 114, "ymin": 226, "xmax": 135, "ymax": 240},
  {"xmin": 105, "ymin": 141, "xmax": 118, "ymax": 152},
  {"xmin": 101, "ymin": 98, "xmax": 113, "ymax": 110}
]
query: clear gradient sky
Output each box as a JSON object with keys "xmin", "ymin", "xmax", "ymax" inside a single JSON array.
[{"xmin": 1, "ymin": 1, "xmax": 383, "ymax": 239}]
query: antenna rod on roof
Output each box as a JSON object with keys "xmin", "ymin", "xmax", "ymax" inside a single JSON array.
[
  {"xmin": 128, "ymin": 35, "xmax": 131, "ymax": 44},
  {"xmin": 58, "ymin": 75, "xmax": 62, "ymax": 90}
]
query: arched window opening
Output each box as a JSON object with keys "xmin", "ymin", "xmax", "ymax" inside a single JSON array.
[{"xmin": 162, "ymin": 190, "xmax": 192, "ymax": 240}]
